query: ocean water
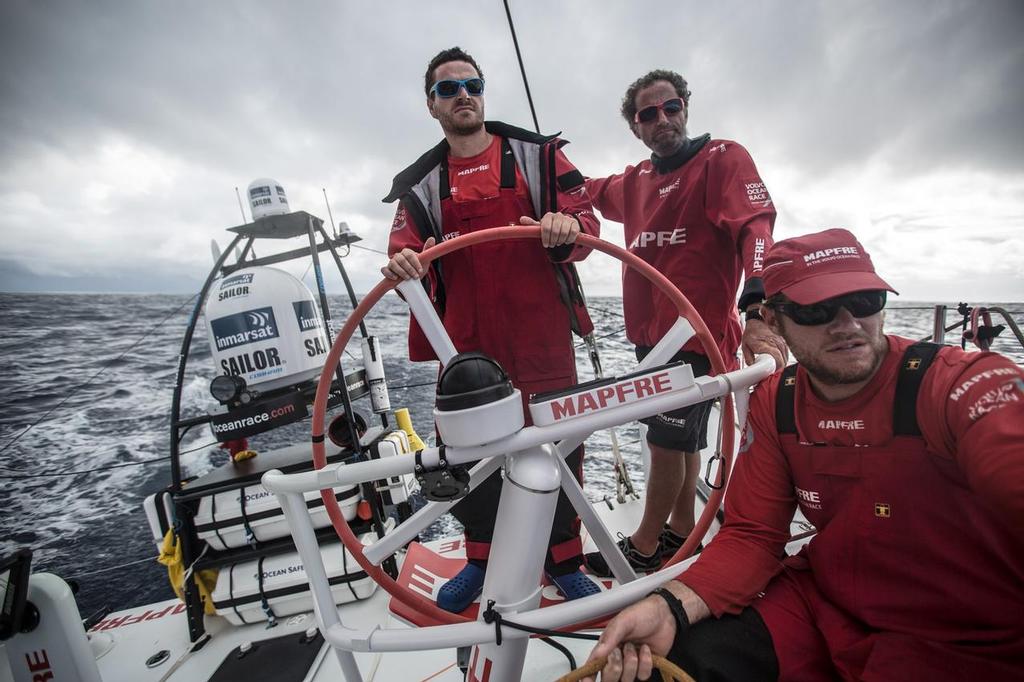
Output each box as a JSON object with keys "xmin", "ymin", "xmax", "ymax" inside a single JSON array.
[{"xmin": 0, "ymin": 292, "xmax": 1021, "ymax": 620}]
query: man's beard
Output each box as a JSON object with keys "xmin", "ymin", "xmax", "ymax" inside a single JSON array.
[
  {"xmin": 650, "ymin": 123, "xmax": 687, "ymax": 158},
  {"xmin": 440, "ymin": 106, "xmax": 483, "ymax": 136},
  {"xmin": 789, "ymin": 330, "xmax": 888, "ymax": 386}
]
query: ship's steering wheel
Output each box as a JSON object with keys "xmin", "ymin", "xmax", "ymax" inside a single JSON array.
[{"xmin": 310, "ymin": 226, "xmax": 736, "ymax": 628}]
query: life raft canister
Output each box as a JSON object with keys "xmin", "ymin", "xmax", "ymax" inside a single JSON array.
[{"xmin": 204, "ymin": 266, "xmax": 331, "ymax": 392}]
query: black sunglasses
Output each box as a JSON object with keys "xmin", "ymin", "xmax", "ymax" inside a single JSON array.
[
  {"xmin": 634, "ymin": 97, "xmax": 684, "ymax": 124},
  {"xmin": 431, "ymin": 77, "xmax": 485, "ymax": 98},
  {"xmin": 770, "ymin": 290, "xmax": 887, "ymax": 326}
]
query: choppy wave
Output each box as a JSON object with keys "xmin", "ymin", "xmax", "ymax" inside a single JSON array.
[{"xmin": 0, "ymin": 292, "xmax": 1020, "ymax": 618}]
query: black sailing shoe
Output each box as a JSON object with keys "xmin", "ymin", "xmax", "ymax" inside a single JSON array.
[
  {"xmin": 583, "ymin": 534, "xmax": 662, "ymax": 578},
  {"xmin": 659, "ymin": 525, "xmax": 703, "ymax": 560}
]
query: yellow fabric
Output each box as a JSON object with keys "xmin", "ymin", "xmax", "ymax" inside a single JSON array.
[
  {"xmin": 394, "ymin": 407, "xmax": 426, "ymax": 451},
  {"xmin": 231, "ymin": 449, "xmax": 258, "ymax": 463},
  {"xmin": 157, "ymin": 529, "xmax": 219, "ymax": 615}
]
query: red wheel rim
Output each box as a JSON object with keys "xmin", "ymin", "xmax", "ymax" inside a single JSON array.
[{"xmin": 311, "ymin": 226, "xmax": 736, "ymax": 627}]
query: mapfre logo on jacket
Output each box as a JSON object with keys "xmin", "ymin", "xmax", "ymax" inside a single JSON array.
[{"xmin": 629, "ymin": 227, "xmax": 687, "ymax": 249}]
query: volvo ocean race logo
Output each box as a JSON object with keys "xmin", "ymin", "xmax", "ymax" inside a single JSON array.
[
  {"xmin": 211, "ymin": 391, "xmax": 307, "ymax": 441},
  {"xmin": 210, "ymin": 307, "xmax": 279, "ymax": 351}
]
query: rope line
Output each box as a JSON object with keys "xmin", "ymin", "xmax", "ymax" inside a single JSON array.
[
  {"xmin": 574, "ymin": 326, "xmax": 627, "ymax": 349},
  {"xmin": 0, "ymin": 294, "xmax": 199, "ymax": 456},
  {"xmin": 388, "ymin": 380, "xmax": 439, "ymax": 390},
  {"xmin": 481, "ymin": 600, "xmax": 600, "ymax": 645},
  {"xmin": 180, "ymin": 439, "xmax": 220, "ymax": 455},
  {"xmin": 0, "ymin": 438, "xmax": 219, "ymax": 478},
  {"xmin": 538, "ymin": 636, "xmax": 578, "ymax": 674},
  {"xmin": 63, "ymin": 554, "xmax": 157, "ymax": 580},
  {"xmin": 890, "ymin": 306, "xmax": 1022, "ymax": 313},
  {"xmin": 351, "ymin": 243, "xmax": 389, "ymax": 257},
  {"xmin": 558, "ymin": 654, "xmax": 695, "ymax": 682},
  {"xmin": 0, "ymin": 456, "xmax": 171, "ymax": 480},
  {"xmin": 583, "ymin": 304, "xmax": 626, "ymax": 319}
]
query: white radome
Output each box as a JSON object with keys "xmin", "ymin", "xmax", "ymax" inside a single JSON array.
[
  {"xmin": 247, "ymin": 177, "xmax": 290, "ymax": 219},
  {"xmin": 204, "ymin": 266, "xmax": 330, "ymax": 391}
]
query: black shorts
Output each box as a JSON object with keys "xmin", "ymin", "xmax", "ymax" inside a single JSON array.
[
  {"xmin": 663, "ymin": 606, "xmax": 778, "ymax": 681},
  {"xmin": 634, "ymin": 347, "xmax": 713, "ymax": 453}
]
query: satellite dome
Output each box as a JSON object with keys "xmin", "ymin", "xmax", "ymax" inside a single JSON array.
[{"xmin": 247, "ymin": 178, "xmax": 290, "ymax": 220}]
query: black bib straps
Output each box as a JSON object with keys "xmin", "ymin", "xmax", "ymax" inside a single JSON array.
[
  {"xmin": 776, "ymin": 342, "xmax": 942, "ymax": 437},
  {"xmin": 891, "ymin": 342, "xmax": 942, "ymax": 436}
]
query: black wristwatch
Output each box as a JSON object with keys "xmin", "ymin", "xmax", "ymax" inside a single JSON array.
[
  {"xmin": 649, "ymin": 587, "xmax": 690, "ymax": 633},
  {"xmin": 745, "ymin": 306, "xmax": 764, "ymax": 323}
]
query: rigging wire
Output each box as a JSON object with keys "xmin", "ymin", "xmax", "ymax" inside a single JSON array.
[
  {"xmin": 351, "ymin": 243, "xmax": 389, "ymax": 257},
  {"xmin": 0, "ymin": 456, "xmax": 171, "ymax": 480},
  {"xmin": 0, "ymin": 439, "xmax": 218, "ymax": 479},
  {"xmin": 503, "ymin": 0, "xmax": 541, "ymax": 133},
  {"xmin": 63, "ymin": 554, "xmax": 157, "ymax": 580},
  {"xmin": 0, "ymin": 294, "xmax": 200, "ymax": 456},
  {"xmin": 574, "ymin": 326, "xmax": 627, "ymax": 349},
  {"xmin": 388, "ymin": 380, "xmax": 439, "ymax": 391}
]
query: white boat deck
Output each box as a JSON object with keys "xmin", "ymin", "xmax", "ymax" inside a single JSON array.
[{"xmin": 2, "ymin": 403, "xmax": 815, "ymax": 682}]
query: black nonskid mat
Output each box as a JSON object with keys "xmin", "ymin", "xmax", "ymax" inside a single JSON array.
[{"xmin": 208, "ymin": 630, "xmax": 325, "ymax": 682}]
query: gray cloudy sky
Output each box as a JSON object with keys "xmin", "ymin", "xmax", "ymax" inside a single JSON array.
[{"xmin": 1, "ymin": 0, "xmax": 1022, "ymax": 301}]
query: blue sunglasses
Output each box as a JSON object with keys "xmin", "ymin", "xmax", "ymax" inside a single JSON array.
[{"xmin": 430, "ymin": 77, "xmax": 485, "ymax": 98}]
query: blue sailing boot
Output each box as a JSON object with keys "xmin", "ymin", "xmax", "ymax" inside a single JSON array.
[
  {"xmin": 437, "ymin": 562, "xmax": 486, "ymax": 613},
  {"xmin": 547, "ymin": 569, "xmax": 601, "ymax": 601}
]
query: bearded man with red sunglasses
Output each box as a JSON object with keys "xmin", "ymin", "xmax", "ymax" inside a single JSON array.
[
  {"xmin": 583, "ymin": 229, "xmax": 1024, "ymax": 682},
  {"xmin": 382, "ymin": 46, "xmax": 601, "ymax": 613},
  {"xmin": 584, "ymin": 70, "xmax": 787, "ymax": 578}
]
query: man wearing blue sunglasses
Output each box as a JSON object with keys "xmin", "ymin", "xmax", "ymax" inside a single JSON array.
[
  {"xmin": 583, "ymin": 228, "xmax": 1024, "ymax": 682},
  {"xmin": 584, "ymin": 70, "xmax": 787, "ymax": 579},
  {"xmin": 382, "ymin": 47, "xmax": 601, "ymax": 613}
]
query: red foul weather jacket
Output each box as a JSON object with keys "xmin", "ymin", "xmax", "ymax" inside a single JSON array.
[
  {"xmin": 681, "ymin": 336, "xmax": 1024, "ymax": 678},
  {"xmin": 383, "ymin": 121, "xmax": 599, "ymax": 403},
  {"xmin": 587, "ymin": 136, "xmax": 774, "ymax": 366}
]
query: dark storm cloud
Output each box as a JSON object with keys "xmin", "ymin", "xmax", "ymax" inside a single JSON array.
[
  {"xmin": 516, "ymin": 1, "xmax": 1024, "ymax": 176},
  {"xmin": 0, "ymin": 0, "xmax": 1021, "ymax": 296}
]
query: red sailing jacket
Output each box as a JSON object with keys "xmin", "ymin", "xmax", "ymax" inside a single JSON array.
[
  {"xmin": 384, "ymin": 123, "xmax": 599, "ymax": 404},
  {"xmin": 587, "ymin": 138, "xmax": 774, "ymax": 366},
  {"xmin": 681, "ymin": 336, "xmax": 1024, "ymax": 676}
]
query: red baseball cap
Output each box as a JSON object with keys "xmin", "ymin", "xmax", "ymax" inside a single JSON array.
[{"xmin": 762, "ymin": 228, "xmax": 897, "ymax": 304}]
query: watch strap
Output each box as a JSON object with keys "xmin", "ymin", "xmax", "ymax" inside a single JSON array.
[{"xmin": 649, "ymin": 587, "xmax": 690, "ymax": 633}]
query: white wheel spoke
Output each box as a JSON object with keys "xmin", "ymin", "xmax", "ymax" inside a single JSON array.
[
  {"xmin": 638, "ymin": 317, "xmax": 695, "ymax": 368},
  {"xmin": 363, "ymin": 458, "xmax": 503, "ymax": 565},
  {"xmin": 396, "ymin": 278, "xmax": 457, "ymax": 365},
  {"xmin": 556, "ymin": 449, "xmax": 639, "ymax": 584}
]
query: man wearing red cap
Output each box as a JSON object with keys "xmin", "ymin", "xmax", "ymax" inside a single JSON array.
[{"xmin": 583, "ymin": 228, "xmax": 1024, "ymax": 681}]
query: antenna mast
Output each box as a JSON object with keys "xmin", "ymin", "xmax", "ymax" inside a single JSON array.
[
  {"xmin": 322, "ymin": 188, "xmax": 339, "ymax": 240},
  {"xmin": 234, "ymin": 187, "xmax": 248, "ymax": 223}
]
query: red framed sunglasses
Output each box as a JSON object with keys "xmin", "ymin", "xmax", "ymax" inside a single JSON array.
[{"xmin": 634, "ymin": 97, "xmax": 684, "ymax": 124}]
